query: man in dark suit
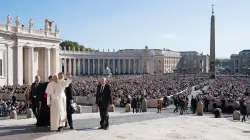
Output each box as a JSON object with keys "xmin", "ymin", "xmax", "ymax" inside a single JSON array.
[
  {"xmin": 29, "ymin": 75, "xmax": 43, "ymax": 125},
  {"xmin": 37, "ymin": 76, "xmax": 52, "ymax": 127},
  {"xmin": 64, "ymin": 72, "xmax": 74, "ymax": 130},
  {"xmin": 96, "ymin": 77, "xmax": 112, "ymax": 130},
  {"xmin": 11, "ymin": 92, "xmax": 16, "ymax": 107}
]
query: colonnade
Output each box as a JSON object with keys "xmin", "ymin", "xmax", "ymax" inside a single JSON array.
[
  {"xmin": 59, "ymin": 57, "xmax": 154, "ymax": 75},
  {"xmin": 22, "ymin": 47, "xmax": 59, "ymax": 84}
]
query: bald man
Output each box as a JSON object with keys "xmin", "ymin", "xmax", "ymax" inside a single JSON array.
[
  {"xmin": 29, "ymin": 75, "xmax": 43, "ymax": 125},
  {"xmin": 96, "ymin": 77, "xmax": 112, "ymax": 130}
]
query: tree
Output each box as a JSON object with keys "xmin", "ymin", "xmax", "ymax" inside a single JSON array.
[
  {"xmin": 60, "ymin": 40, "xmax": 74, "ymax": 50},
  {"xmin": 72, "ymin": 42, "xmax": 79, "ymax": 51},
  {"xmin": 60, "ymin": 40, "xmax": 97, "ymax": 52},
  {"xmin": 215, "ymin": 59, "xmax": 222, "ymax": 67}
]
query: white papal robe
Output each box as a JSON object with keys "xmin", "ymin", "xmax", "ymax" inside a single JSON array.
[{"xmin": 46, "ymin": 79, "xmax": 72, "ymax": 131}]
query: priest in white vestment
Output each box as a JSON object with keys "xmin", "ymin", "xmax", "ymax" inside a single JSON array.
[{"xmin": 46, "ymin": 72, "xmax": 72, "ymax": 131}]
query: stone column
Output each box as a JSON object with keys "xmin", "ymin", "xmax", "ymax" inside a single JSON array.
[
  {"xmin": 108, "ymin": 59, "xmax": 110, "ymax": 68},
  {"xmin": 133, "ymin": 59, "xmax": 136, "ymax": 74},
  {"xmin": 128, "ymin": 59, "xmax": 131, "ymax": 74},
  {"xmin": 98, "ymin": 59, "xmax": 100, "ymax": 74},
  {"xmin": 138, "ymin": 59, "xmax": 141, "ymax": 73},
  {"xmin": 82, "ymin": 59, "xmax": 85, "ymax": 75},
  {"xmin": 44, "ymin": 48, "xmax": 50, "ymax": 81},
  {"xmin": 92, "ymin": 59, "xmax": 96, "ymax": 74},
  {"xmin": 6, "ymin": 45, "xmax": 13, "ymax": 85},
  {"xmin": 88, "ymin": 59, "xmax": 90, "ymax": 75},
  {"xmin": 54, "ymin": 48, "xmax": 60, "ymax": 74},
  {"xmin": 64, "ymin": 58, "xmax": 67, "ymax": 73},
  {"xmin": 68, "ymin": 58, "xmax": 72, "ymax": 74},
  {"xmin": 50, "ymin": 48, "xmax": 59, "ymax": 75},
  {"xmin": 123, "ymin": 59, "xmax": 126, "ymax": 74},
  {"xmin": 22, "ymin": 48, "xmax": 29, "ymax": 84},
  {"xmin": 102, "ymin": 59, "xmax": 105, "ymax": 74},
  {"xmin": 118, "ymin": 59, "xmax": 120, "ymax": 74},
  {"xmin": 73, "ymin": 58, "xmax": 76, "ymax": 76},
  {"xmin": 15, "ymin": 46, "xmax": 23, "ymax": 85},
  {"xmin": 150, "ymin": 56, "xmax": 154, "ymax": 74},
  {"xmin": 29, "ymin": 47, "xmax": 34, "ymax": 84},
  {"xmin": 112, "ymin": 59, "xmax": 115, "ymax": 74},
  {"xmin": 141, "ymin": 58, "xmax": 144, "ymax": 74},
  {"xmin": 77, "ymin": 59, "xmax": 80, "ymax": 75},
  {"xmin": 59, "ymin": 58, "xmax": 62, "ymax": 73}
]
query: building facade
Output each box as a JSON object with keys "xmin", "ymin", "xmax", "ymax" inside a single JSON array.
[
  {"xmin": 178, "ymin": 51, "xmax": 209, "ymax": 74},
  {"xmin": 59, "ymin": 49, "xmax": 210, "ymax": 75},
  {"xmin": 230, "ymin": 50, "xmax": 250, "ymax": 74},
  {"xmin": 0, "ymin": 15, "xmax": 60, "ymax": 86},
  {"xmin": 59, "ymin": 46, "xmax": 182, "ymax": 75}
]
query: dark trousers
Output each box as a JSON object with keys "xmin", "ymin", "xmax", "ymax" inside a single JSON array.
[
  {"xmin": 37, "ymin": 102, "xmax": 50, "ymax": 126},
  {"xmin": 174, "ymin": 105, "xmax": 179, "ymax": 113},
  {"xmin": 242, "ymin": 115, "xmax": 246, "ymax": 122},
  {"xmin": 67, "ymin": 105, "xmax": 73, "ymax": 126},
  {"xmin": 180, "ymin": 106, "xmax": 184, "ymax": 115},
  {"xmin": 31, "ymin": 100, "xmax": 40, "ymax": 121},
  {"xmin": 133, "ymin": 108, "xmax": 137, "ymax": 113},
  {"xmin": 204, "ymin": 104, "xmax": 208, "ymax": 112},
  {"xmin": 193, "ymin": 106, "xmax": 197, "ymax": 114},
  {"xmin": 137, "ymin": 105, "xmax": 141, "ymax": 112},
  {"xmin": 99, "ymin": 106, "xmax": 109, "ymax": 128}
]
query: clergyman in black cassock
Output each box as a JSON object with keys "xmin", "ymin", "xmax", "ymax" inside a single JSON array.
[
  {"xmin": 95, "ymin": 77, "xmax": 112, "ymax": 130},
  {"xmin": 37, "ymin": 76, "xmax": 52, "ymax": 127},
  {"xmin": 65, "ymin": 78, "xmax": 74, "ymax": 129}
]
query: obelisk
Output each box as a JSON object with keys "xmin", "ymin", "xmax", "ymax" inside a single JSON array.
[{"xmin": 209, "ymin": 4, "xmax": 216, "ymax": 79}]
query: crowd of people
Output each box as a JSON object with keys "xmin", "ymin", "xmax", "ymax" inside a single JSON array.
[
  {"xmin": 0, "ymin": 85, "xmax": 29, "ymax": 95},
  {"xmin": 71, "ymin": 74, "xmax": 208, "ymax": 98},
  {"xmin": 200, "ymin": 76, "xmax": 250, "ymax": 121},
  {"xmin": 0, "ymin": 74, "xmax": 208, "ymax": 99},
  {"xmin": 0, "ymin": 100, "xmax": 28, "ymax": 117},
  {"xmin": 0, "ymin": 74, "xmax": 249, "ymax": 123},
  {"xmin": 202, "ymin": 76, "xmax": 250, "ymax": 102}
]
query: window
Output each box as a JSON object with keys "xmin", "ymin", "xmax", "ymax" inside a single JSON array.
[
  {"xmin": 235, "ymin": 60, "xmax": 238, "ymax": 67},
  {"xmin": 0, "ymin": 59, "xmax": 2, "ymax": 76}
]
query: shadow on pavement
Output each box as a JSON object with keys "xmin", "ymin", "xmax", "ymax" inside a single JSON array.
[
  {"xmin": 76, "ymin": 127, "xmax": 97, "ymax": 131},
  {"xmin": 0, "ymin": 124, "xmax": 52, "ymax": 138}
]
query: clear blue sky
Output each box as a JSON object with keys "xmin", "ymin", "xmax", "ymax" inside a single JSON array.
[{"xmin": 0, "ymin": 0, "xmax": 249, "ymax": 58}]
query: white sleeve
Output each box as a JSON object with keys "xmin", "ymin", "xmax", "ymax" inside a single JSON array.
[
  {"xmin": 62, "ymin": 79, "xmax": 72, "ymax": 88},
  {"xmin": 46, "ymin": 83, "xmax": 52, "ymax": 105}
]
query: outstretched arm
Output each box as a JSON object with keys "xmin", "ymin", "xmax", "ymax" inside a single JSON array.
[{"xmin": 61, "ymin": 78, "xmax": 72, "ymax": 88}]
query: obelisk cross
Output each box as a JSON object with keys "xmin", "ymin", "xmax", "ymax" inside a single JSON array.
[{"xmin": 212, "ymin": 4, "xmax": 215, "ymax": 15}]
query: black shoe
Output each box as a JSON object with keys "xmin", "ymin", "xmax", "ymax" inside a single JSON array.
[
  {"xmin": 104, "ymin": 127, "xmax": 109, "ymax": 130},
  {"xmin": 98, "ymin": 126, "xmax": 104, "ymax": 129},
  {"xmin": 58, "ymin": 127, "xmax": 63, "ymax": 132},
  {"xmin": 70, "ymin": 126, "xmax": 74, "ymax": 130}
]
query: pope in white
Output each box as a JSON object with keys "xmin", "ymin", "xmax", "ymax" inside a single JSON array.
[{"xmin": 46, "ymin": 72, "xmax": 72, "ymax": 131}]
